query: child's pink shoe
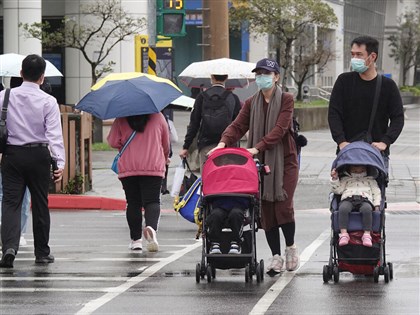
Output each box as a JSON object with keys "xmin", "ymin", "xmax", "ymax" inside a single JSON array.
[
  {"xmin": 338, "ymin": 233, "xmax": 350, "ymax": 246},
  {"xmin": 362, "ymin": 233, "xmax": 372, "ymax": 247}
]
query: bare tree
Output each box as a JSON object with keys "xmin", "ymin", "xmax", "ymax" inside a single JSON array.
[
  {"xmin": 290, "ymin": 29, "xmax": 335, "ymax": 100},
  {"xmin": 21, "ymin": 0, "xmax": 147, "ymax": 86},
  {"xmin": 230, "ymin": 0, "xmax": 337, "ymax": 88},
  {"xmin": 388, "ymin": 11, "xmax": 420, "ymax": 86}
]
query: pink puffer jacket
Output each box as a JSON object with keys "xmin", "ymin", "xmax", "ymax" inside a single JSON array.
[{"xmin": 107, "ymin": 113, "xmax": 170, "ymax": 179}]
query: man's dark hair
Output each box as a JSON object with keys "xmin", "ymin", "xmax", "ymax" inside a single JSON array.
[
  {"xmin": 213, "ymin": 75, "xmax": 228, "ymax": 82},
  {"xmin": 21, "ymin": 54, "xmax": 46, "ymax": 82},
  {"xmin": 351, "ymin": 36, "xmax": 379, "ymax": 59},
  {"xmin": 127, "ymin": 114, "xmax": 150, "ymax": 132},
  {"xmin": 10, "ymin": 77, "xmax": 23, "ymax": 88}
]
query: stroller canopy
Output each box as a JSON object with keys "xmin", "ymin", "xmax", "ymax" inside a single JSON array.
[
  {"xmin": 332, "ymin": 141, "xmax": 388, "ymax": 177},
  {"xmin": 202, "ymin": 148, "xmax": 259, "ymax": 196}
]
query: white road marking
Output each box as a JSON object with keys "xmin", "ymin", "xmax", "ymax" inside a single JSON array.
[
  {"xmin": 75, "ymin": 241, "xmax": 202, "ymax": 315},
  {"xmin": 249, "ymin": 228, "xmax": 330, "ymax": 315}
]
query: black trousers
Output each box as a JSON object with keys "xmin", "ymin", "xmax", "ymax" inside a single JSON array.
[
  {"xmin": 1, "ymin": 146, "xmax": 51, "ymax": 257},
  {"xmin": 120, "ymin": 175, "xmax": 162, "ymax": 241},
  {"xmin": 206, "ymin": 207, "xmax": 245, "ymax": 243}
]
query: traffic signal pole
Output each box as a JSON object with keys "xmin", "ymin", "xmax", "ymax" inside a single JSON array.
[
  {"xmin": 202, "ymin": 0, "xmax": 229, "ymax": 60},
  {"xmin": 148, "ymin": 0, "xmax": 157, "ymax": 74}
]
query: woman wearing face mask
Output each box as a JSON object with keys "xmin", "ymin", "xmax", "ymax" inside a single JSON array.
[{"xmin": 208, "ymin": 58, "xmax": 300, "ymax": 275}]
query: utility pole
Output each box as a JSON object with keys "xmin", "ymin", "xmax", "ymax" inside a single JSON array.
[
  {"xmin": 201, "ymin": 0, "xmax": 229, "ymax": 60},
  {"xmin": 148, "ymin": 0, "xmax": 157, "ymax": 75}
]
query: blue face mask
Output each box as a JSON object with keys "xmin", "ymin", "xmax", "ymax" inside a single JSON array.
[
  {"xmin": 255, "ymin": 74, "xmax": 274, "ymax": 90},
  {"xmin": 350, "ymin": 57, "xmax": 369, "ymax": 73}
]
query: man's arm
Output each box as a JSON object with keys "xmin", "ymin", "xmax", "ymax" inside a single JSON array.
[
  {"xmin": 179, "ymin": 94, "xmax": 203, "ymax": 157},
  {"xmin": 381, "ymin": 81, "xmax": 405, "ymax": 146},
  {"xmin": 328, "ymin": 75, "xmax": 347, "ymax": 148}
]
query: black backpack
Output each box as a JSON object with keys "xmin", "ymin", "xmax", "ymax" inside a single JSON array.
[{"xmin": 200, "ymin": 90, "xmax": 234, "ymax": 141}]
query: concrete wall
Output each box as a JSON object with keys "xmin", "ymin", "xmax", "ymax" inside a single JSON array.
[
  {"xmin": 294, "ymin": 107, "xmax": 329, "ymax": 131},
  {"xmin": 294, "ymin": 93, "xmax": 419, "ymax": 132}
]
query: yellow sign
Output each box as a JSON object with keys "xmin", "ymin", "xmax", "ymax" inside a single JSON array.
[{"xmin": 134, "ymin": 35, "xmax": 173, "ymax": 72}]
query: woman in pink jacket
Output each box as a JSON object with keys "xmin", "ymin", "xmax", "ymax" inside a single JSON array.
[{"xmin": 107, "ymin": 113, "xmax": 170, "ymax": 252}]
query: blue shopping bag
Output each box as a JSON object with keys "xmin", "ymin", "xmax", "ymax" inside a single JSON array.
[{"xmin": 174, "ymin": 177, "xmax": 201, "ymax": 225}]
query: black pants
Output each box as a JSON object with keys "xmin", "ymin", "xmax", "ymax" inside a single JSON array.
[
  {"xmin": 206, "ymin": 207, "xmax": 244, "ymax": 243},
  {"xmin": 1, "ymin": 146, "xmax": 51, "ymax": 257},
  {"xmin": 265, "ymin": 222, "xmax": 296, "ymax": 256},
  {"xmin": 120, "ymin": 176, "xmax": 162, "ymax": 241}
]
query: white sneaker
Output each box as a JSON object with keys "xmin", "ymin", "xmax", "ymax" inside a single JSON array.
[
  {"xmin": 266, "ymin": 254, "xmax": 284, "ymax": 273},
  {"xmin": 285, "ymin": 246, "xmax": 300, "ymax": 271},
  {"xmin": 19, "ymin": 235, "xmax": 27, "ymax": 247},
  {"xmin": 129, "ymin": 239, "xmax": 142, "ymax": 251},
  {"xmin": 143, "ymin": 226, "xmax": 159, "ymax": 252}
]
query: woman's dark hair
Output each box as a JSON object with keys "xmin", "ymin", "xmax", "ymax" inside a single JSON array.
[
  {"xmin": 127, "ymin": 114, "xmax": 150, "ymax": 132},
  {"xmin": 21, "ymin": 54, "xmax": 46, "ymax": 82}
]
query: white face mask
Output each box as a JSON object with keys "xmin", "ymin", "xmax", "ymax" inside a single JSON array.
[{"xmin": 351, "ymin": 171, "xmax": 367, "ymax": 178}]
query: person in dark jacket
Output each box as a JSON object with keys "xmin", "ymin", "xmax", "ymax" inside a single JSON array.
[
  {"xmin": 328, "ymin": 35, "xmax": 404, "ymax": 168},
  {"xmin": 179, "ymin": 74, "xmax": 241, "ymax": 173}
]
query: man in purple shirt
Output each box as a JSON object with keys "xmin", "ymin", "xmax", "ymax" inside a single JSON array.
[{"xmin": 0, "ymin": 54, "xmax": 65, "ymax": 268}]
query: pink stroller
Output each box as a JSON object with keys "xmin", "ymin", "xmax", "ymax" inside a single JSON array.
[{"xmin": 195, "ymin": 148, "xmax": 268, "ymax": 283}]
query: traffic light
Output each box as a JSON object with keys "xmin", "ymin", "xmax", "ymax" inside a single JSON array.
[{"xmin": 157, "ymin": 0, "xmax": 186, "ymax": 37}]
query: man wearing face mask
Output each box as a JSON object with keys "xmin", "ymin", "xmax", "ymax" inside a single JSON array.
[
  {"xmin": 328, "ymin": 36, "xmax": 404, "ymax": 166},
  {"xmin": 208, "ymin": 58, "xmax": 300, "ymax": 275}
]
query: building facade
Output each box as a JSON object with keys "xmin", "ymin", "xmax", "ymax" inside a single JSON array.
[{"xmin": 0, "ymin": 0, "xmax": 417, "ymax": 105}]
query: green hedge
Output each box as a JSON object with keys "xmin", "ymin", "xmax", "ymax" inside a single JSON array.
[{"xmin": 400, "ymin": 86, "xmax": 420, "ymax": 96}]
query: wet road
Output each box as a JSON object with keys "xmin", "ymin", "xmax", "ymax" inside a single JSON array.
[
  {"xmin": 1, "ymin": 106, "xmax": 419, "ymax": 314},
  {"xmin": 0, "ymin": 208, "xmax": 418, "ymax": 314}
]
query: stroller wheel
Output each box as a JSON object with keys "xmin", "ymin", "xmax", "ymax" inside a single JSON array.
[
  {"xmin": 333, "ymin": 266, "xmax": 339, "ymax": 283},
  {"xmin": 323, "ymin": 265, "xmax": 331, "ymax": 283},
  {"xmin": 383, "ymin": 265, "xmax": 390, "ymax": 283},
  {"xmin": 387, "ymin": 262, "xmax": 394, "ymax": 280},
  {"xmin": 256, "ymin": 263, "xmax": 262, "ymax": 283},
  {"xmin": 211, "ymin": 265, "xmax": 216, "ymax": 279},
  {"xmin": 195, "ymin": 263, "xmax": 201, "ymax": 283},
  {"xmin": 373, "ymin": 266, "xmax": 380, "ymax": 283},
  {"xmin": 206, "ymin": 265, "xmax": 212, "ymax": 283},
  {"xmin": 245, "ymin": 264, "xmax": 251, "ymax": 283},
  {"xmin": 259, "ymin": 260, "xmax": 264, "ymax": 281}
]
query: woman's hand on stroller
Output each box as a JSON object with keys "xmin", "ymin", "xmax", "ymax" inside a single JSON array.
[
  {"xmin": 207, "ymin": 142, "xmax": 226, "ymax": 156},
  {"xmin": 246, "ymin": 147, "xmax": 259, "ymax": 156},
  {"xmin": 331, "ymin": 168, "xmax": 338, "ymax": 180}
]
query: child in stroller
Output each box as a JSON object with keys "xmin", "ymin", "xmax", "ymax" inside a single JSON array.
[
  {"xmin": 330, "ymin": 164, "xmax": 381, "ymax": 247},
  {"xmin": 206, "ymin": 196, "xmax": 249, "ymax": 254},
  {"xmin": 323, "ymin": 141, "xmax": 393, "ymax": 283}
]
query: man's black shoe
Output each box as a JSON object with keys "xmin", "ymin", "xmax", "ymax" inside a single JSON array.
[
  {"xmin": 35, "ymin": 254, "xmax": 55, "ymax": 264},
  {"xmin": 0, "ymin": 248, "xmax": 16, "ymax": 268}
]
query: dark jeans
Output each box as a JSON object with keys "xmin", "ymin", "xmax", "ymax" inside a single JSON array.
[
  {"xmin": 120, "ymin": 175, "xmax": 162, "ymax": 241},
  {"xmin": 206, "ymin": 207, "xmax": 244, "ymax": 243},
  {"xmin": 339, "ymin": 198, "xmax": 373, "ymax": 231},
  {"xmin": 1, "ymin": 146, "xmax": 51, "ymax": 257}
]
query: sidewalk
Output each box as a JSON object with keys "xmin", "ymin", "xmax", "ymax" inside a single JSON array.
[{"xmin": 49, "ymin": 103, "xmax": 420, "ymax": 211}]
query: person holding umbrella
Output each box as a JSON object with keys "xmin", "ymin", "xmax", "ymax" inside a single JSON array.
[{"xmin": 107, "ymin": 113, "xmax": 170, "ymax": 252}]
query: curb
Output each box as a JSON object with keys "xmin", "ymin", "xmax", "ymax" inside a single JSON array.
[{"xmin": 48, "ymin": 194, "xmax": 126, "ymax": 210}]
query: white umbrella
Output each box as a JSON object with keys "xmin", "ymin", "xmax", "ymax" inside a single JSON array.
[
  {"xmin": 178, "ymin": 58, "xmax": 256, "ymax": 88},
  {"xmin": 0, "ymin": 53, "xmax": 63, "ymax": 77},
  {"xmin": 170, "ymin": 95, "xmax": 195, "ymax": 109}
]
